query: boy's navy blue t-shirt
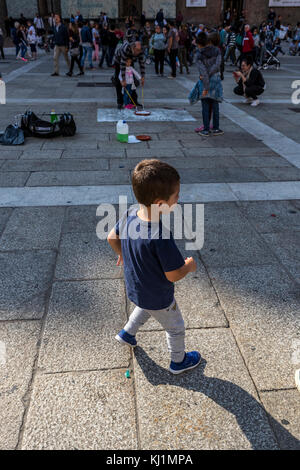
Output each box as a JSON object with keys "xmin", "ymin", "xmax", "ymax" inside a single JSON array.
[{"xmin": 115, "ymin": 206, "xmax": 185, "ymax": 310}]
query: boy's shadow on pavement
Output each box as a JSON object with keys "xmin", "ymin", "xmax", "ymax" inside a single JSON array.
[{"xmin": 134, "ymin": 347, "xmax": 300, "ymax": 450}]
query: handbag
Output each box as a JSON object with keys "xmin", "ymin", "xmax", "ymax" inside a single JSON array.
[{"xmin": 70, "ymin": 47, "xmax": 79, "ymax": 57}]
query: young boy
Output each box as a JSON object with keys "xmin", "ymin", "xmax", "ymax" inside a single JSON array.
[
  {"xmin": 107, "ymin": 159, "xmax": 201, "ymax": 375},
  {"xmin": 195, "ymin": 32, "xmax": 224, "ymax": 137},
  {"xmin": 118, "ymin": 57, "xmax": 141, "ymax": 107}
]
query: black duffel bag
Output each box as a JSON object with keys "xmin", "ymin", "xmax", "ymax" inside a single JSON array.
[{"xmin": 21, "ymin": 111, "xmax": 76, "ymax": 138}]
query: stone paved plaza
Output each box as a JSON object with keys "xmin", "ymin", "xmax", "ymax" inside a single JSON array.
[{"xmin": 0, "ymin": 46, "xmax": 299, "ymax": 450}]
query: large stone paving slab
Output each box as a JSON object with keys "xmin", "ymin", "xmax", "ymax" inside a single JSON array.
[
  {"xmin": 133, "ymin": 329, "xmax": 278, "ymax": 450},
  {"xmin": 239, "ymin": 201, "xmax": 300, "ymax": 233},
  {"xmin": 0, "ymin": 208, "xmax": 12, "ymax": 236},
  {"xmin": 0, "ymin": 250, "xmax": 56, "ymax": 320},
  {"xmin": 26, "ymin": 170, "xmax": 130, "ymax": 186},
  {"xmin": 1, "ymin": 158, "xmax": 109, "ymax": 172},
  {"xmin": 0, "ymin": 172, "xmax": 30, "ymax": 187},
  {"xmin": 38, "ymin": 279, "xmax": 129, "ymax": 372},
  {"xmin": 207, "ymin": 264, "xmax": 300, "ymax": 390},
  {"xmin": 0, "ymin": 207, "xmax": 64, "ymax": 251},
  {"xmin": 55, "ymin": 232, "xmax": 123, "ymax": 280},
  {"xmin": 0, "ymin": 321, "xmax": 41, "ymax": 450},
  {"xmin": 260, "ymin": 390, "xmax": 300, "ymax": 450},
  {"xmin": 262, "ymin": 232, "xmax": 300, "ymax": 282},
  {"xmin": 21, "ymin": 370, "xmax": 138, "ymax": 450}
]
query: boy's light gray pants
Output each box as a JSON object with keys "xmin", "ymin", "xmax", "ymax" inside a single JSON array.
[{"xmin": 124, "ymin": 299, "xmax": 185, "ymax": 363}]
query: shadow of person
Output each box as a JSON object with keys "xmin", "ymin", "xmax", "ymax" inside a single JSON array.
[{"xmin": 134, "ymin": 347, "xmax": 300, "ymax": 450}]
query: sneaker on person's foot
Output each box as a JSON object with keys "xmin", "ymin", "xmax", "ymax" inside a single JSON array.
[
  {"xmin": 212, "ymin": 129, "xmax": 224, "ymax": 136},
  {"xmin": 66, "ymin": 72, "xmax": 72, "ymax": 77},
  {"xmin": 51, "ymin": 72, "xmax": 59, "ymax": 76},
  {"xmin": 21, "ymin": 57, "xmax": 28, "ymax": 62},
  {"xmin": 295, "ymin": 369, "xmax": 300, "ymax": 392},
  {"xmin": 195, "ymin": 124, "xmax": 213, "ymax": 133},
  {"xmin": 169, "ymin": 351, "xmax": 201, "ymax": 375},
  {"xmin": 198, "ymin": 130, "xmax": 210, "ymax": 137},
  {"xmin": 115, "ymin": 329, "xmax": 137, "ymax": 348},
  {"xmin": 251, "ymin": 99, "xmax": 260, "ymax": 107},
  {"xmin": 244, "ymin": 97, "xmax": 253, "ymax": 104},
  {"xmin": 168, "ymin": 75, "xmax": 175, "ymax": 79}
]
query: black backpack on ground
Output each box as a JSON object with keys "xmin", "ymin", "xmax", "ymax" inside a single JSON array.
[{"xmin": 21, "ymin": 111, "xmax": 76, "ymax": 138}]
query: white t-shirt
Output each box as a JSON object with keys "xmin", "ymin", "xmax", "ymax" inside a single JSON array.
[
  {"xmin": 92, "ymin": 28, "xmax": 99, "ymax": 40},
  {"xmin": 28, "ymin": 26, "xmax": 37, "ymax": 44},
  {"xmin": 34, "ymin": 17, "xmax": 44, "ymax": 30}
]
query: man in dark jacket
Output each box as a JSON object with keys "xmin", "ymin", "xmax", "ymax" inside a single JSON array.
[
  {"xmin": 156, "ymin": 9, "xmax": 164, "ymax": 28},
  {"xmin": 234, "ymin": 55, "xmax": 265, "ymax": 106},
  {"xmin": 52, "ymin": 14, "xmax": 70, "ymax": 76},
  {"xmin": 114, "ymin": 41, "xmax": 145, "ymax": 109}
]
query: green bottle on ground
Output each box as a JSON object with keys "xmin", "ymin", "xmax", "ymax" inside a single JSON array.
[{"xmin": 116, "ymin": 120, "xmax": 129, "ymax": 143}]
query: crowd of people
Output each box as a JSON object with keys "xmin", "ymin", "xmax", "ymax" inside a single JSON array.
[{"xmin": 1, "ymin": 8, "xmax": 299, "ymax": 124}]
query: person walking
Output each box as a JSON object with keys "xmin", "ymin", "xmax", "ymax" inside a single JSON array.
[
  {"xmin": 27, "ymin": 21, "xmax": 37, "ymax": 60},
  {"xmin": 34, "ymin": 14, "xmax": 45, "ymax": 36},
  {"xmin": 224, "ymin": 26, "xmax": 237, "ymax": 65},
  {"xmin": 99, "ymin": 23, "xmax": 110, "ymax": 67},
  {"xmin": 156, "ymin": 9, "xmax": 164, "ymax": 29},
  {"xmin": 108, "ymin": 24, "xmax": 119, "ymax": 66},
  {"xmin": 66, "ymin": 23, "xmax": 84, "ymax": 77},
  {"xmin": 178, "ymin": 25, "xmax": 190, "ymax": 74},
  {"xmin": 18, "ymin": 24, "xmax": 28, "ymax": 62},
  {"xmin": 52, "ymin": 14, "xmax": 70, "ymax": 76},
  {"xmin": 150, "ymin": 25, "xmax": 166, "ymax": 76},
  {"xmin": 109, "ymin": 159, "xmax": 201, "ymax": 375},
  {"xmin": 167, "ymin": 21, "xmax": 179, "ymax": 78},
  {"xmin": 80, "ymin": 20, "xmax": 94, "ymax": 70},
  {"xmin": 92, "ymin": 23, "xmax": 100, "ymax": 62}
]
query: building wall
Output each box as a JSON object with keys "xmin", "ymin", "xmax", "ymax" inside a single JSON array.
[
  {"xmin": 61, "ymin": 0, "xmax": 118, "ymax": 18},
  {"xmin": 177, "ymin": 0, "xmax": 223, "ymax": 25},
  {"xmin": 7, "ymin": 0, "xmax": 39, "ymax": 18},
  {"xmin": 4, "ymin": 0, "xmax": 300, "ymax": 23},
  {"xmin": 143, "ymin": 0, "xmax": 176, "ymax": 18}
]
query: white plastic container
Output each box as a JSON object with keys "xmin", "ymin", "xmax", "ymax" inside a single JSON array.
[{"xmin": 116, "ymin": 120, "xmax": 129, "ymax": 143}]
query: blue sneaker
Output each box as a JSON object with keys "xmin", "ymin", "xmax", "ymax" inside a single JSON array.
[
  {"xmin": 115, "ymin": 329, "xmax": 137, "ymax": 348},
  {"xmin": 169, "ymin": 351, "xmax": 201, "ymax": 375}
]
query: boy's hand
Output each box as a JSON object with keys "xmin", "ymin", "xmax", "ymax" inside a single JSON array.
[
  {"xmin": 185, "ymin": 257, "xmax": 197, "ymax": 273},
  {"xmin": 116, "ymin": 255, "xmax": 123, "ymax": 266},
  {"xmin": 202, "ymin": 89, "xmax": 209, "ymax": 97},
  {"xmin": 121, "ymin": 80, "xmax": 126, "ymax": 87}
]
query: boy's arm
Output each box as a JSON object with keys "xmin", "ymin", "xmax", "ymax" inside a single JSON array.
[
  {"xmin": 165, "ymin": 257, "xmax": 196, "ymax": 283},
  {"xmin": 107, "ymin": 228, "xmax": 123, "ymax": 265}
]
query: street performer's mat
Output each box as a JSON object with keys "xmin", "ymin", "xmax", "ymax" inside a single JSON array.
[{"xmin": 97, "ymin": 108, "xmax": 196, "ymax": 122}]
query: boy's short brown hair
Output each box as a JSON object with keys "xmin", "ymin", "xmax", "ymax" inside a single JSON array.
[{"xmin": 132, "ymin": 159, "xmax": 180, "ymax": 207}]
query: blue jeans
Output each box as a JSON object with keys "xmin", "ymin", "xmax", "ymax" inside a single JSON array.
[
  {"xmin": 123, "ymin": 84, "xmax": 132, "ymax": 105},
  {"xmin": 81, "ymin": 45, "xmax": 93, "ymax": 68},
  {"xmin": 20, "ymin": 44, "xmax": 27, "ymax": 58},
  {"xmin": 202, "ymin": 98, "xmax": 219, "ymax": 131}
]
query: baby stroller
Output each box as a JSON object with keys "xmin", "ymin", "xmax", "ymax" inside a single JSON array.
[{"xmin": 261, "ymin": 47, "xmax": 281, "ymax": 70}]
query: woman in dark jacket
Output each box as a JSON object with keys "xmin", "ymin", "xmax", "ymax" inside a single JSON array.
[
  {"xmin": 234, "ymin": 55, "xmax": 265, "ymax": 106},
  {"xmin": 66, "ymin": 23, "xmax": 84, "ymax": 76}
]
